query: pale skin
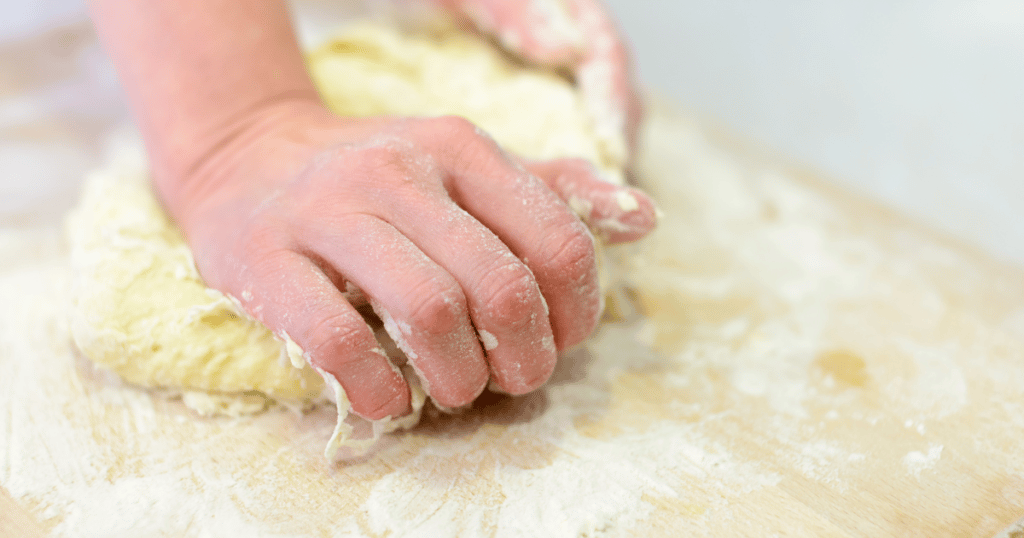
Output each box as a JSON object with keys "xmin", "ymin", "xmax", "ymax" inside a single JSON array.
[{"xmin": 88, "ymin": 0, "xmax": 656, "ymax": 420}]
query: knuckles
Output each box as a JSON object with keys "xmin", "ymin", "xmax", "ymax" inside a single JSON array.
[
  {"xmin": 304, "ymin": 309, "xmax": 369, "ymax": 363},
  {"xmin": 311, "ymin": 144, "xmax": 428, "ymax": 193},
  {"xmin": 292, "ymin": 115, "xmax": 503, "ymax": 209},
  {"xmin": 347, "ymin": 144, "xmax": 420, "ymax": 179},
  {"xmin": 235, "ymin": 216, "xmax": 289, "ymax": 258},
  {"xmin": 423, "ymin": 115, "xmax": 481, "ymax": 142},
  {"xmin": 415, "ymin": 115, "xmax": 505, "ymax": 174},
  {"xmin": 478, "ymin": 262, "xmax": 541, "ymax": 329},
  {"xmin": 536, "ymin": 221, "xmax": 597, "ymax": 284},
  {"xmin": 401, "ymin": 278, "xmax": 468, "ymax": 337}
]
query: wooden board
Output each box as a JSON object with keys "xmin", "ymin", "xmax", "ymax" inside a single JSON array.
[
  {"xmin": 1, "ymin": 102, "xmax": 1023, "ymax": 536},
  {"xmin": 1, "ymin": 486, "xmax": 45, "ymax": 538}
]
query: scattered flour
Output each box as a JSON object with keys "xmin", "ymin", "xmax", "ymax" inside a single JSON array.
[{"xmin": 903, "ymin": 444, "xmax": 943, "ymax": 478}]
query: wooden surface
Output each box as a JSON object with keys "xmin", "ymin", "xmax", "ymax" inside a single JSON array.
[
  {"xmin": 1, "ymin": 105, "xmax": 1023, "ymax": 537},
  {"xmin": 1, "ymin": 486, "xmax": 45, "ymax": 538},
  {"xmin": 2, "ymin": 13, "xmax": 1024, "ymax": 537}
]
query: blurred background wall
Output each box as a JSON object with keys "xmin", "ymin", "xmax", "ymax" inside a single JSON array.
[
  {"xmin": 3, "ymin": 0, "xmax": 1023, "ymax": 265},
  {"xmin": 603, "ymin": 0, "xmax": 1024, "ymax": 266}
]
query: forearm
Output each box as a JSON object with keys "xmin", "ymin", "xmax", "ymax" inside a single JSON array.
[{"xmin": 88, "ymin": 0, "xmax": 320, "ymax": 211}]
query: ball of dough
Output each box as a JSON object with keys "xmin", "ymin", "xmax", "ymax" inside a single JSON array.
[{"xmin": 68, "ymin": 21, "xmax": 627, "ymax": 458}]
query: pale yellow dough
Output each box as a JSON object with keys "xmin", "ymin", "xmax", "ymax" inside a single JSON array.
[
  {"xmin": 68, "ymin": 22, "xmax": 626, "ymax": 458},
  {"xmin": 67, "ymin": 149, "xmax": 325, "ymax": 408},
  {"xmin": 308, "ymin": 23, "xmax": 626, "ymax": 183}
]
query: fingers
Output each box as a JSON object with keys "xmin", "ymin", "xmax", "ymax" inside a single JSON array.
[
  {"xmin": 450, "ymin": 0, "xmax": 643, "ymax": 157},
  {"xmin": 566, "ymin": 0, "xmax": 643, "ymax": 160},
  {"xmin": 447, "ymin": 0, "xmax": 585, "ymax": 65},
  {"xmin": 312, "ymin": 130, "xmax": 559, "ymax": 395},
  {"xmin": 297, "ymin": 212, "xmax": 491, "ymax": 408},
  {"xmin": 524, "ymin": 158, "xmax": 658, "ymax": 243},
  {"xmin": 233, "ymin": 248, "xmax": 411, "ymax": 420},
  {"xmin": 577, "ymin": 50, "xmax": 642, "ymax": 162},
  {"xmin": 387, "ymin": 196, "xmax": 559, "ymax": 395},
  {"xmin": 421, "ymin": 117, "xmax": 604, "ymax": 352}
]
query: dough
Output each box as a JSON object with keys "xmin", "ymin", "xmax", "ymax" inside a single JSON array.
[
  {"xmin": 68, "ymin": 21, "xmax": 626, "ymax": 458},
  {"xmin": 68, "ymin": 148, "xmax": 324, "ymax": 409},
  {"xmin": 308, "ymin": 22, "xmax": 626, "ymax": 184}
]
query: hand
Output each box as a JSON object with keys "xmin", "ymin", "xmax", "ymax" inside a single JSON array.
[
  {"xmin": 168, "ymin": 99, "xmax": 657, "ymax": 420},
  {"xmin": 442, "ymin": 0, "xmax": 643, "ymax": 159}
]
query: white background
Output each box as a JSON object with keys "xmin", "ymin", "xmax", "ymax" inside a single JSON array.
[
  {"xmin": 3, "ymin": 0, "xmax": 1023, "ymax": 266},
  {"xmin": 604, "ymin": 0, "xmax": 1024, "ymax": 266}
]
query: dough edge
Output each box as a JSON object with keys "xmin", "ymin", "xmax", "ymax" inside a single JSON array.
[{"xmin": 67, "ymin": 20, "xmax": 632, "ymax": 458}]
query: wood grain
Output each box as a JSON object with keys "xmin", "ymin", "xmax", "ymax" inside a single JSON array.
[
  {"xmin": 0, "ymin": 486, "xmax": 45, "ymax": 538},
  {"xmin": 3, "ymin": 107, "xmax": 1022, "ymax": 536}
]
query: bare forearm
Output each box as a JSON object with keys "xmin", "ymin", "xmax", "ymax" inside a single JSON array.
[{"xmin": 88, "ymin": 0, "xmax": 319, "ymax": 206}]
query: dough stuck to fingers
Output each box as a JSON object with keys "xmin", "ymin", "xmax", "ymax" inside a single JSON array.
[{"xmin": 69, "ymin": 20, "xmax": 636, "ymax": 458}]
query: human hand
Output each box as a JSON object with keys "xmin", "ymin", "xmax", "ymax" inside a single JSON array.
[
  {"xmin": 166, "ymin": 99, "xmax": 657, "ymax": 420},
  {"xmin": 441, "ymin": 0, "xmax": 643, "ymax": 160}
]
